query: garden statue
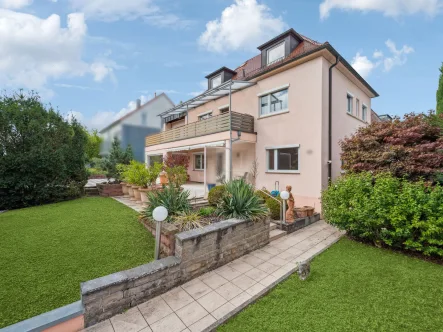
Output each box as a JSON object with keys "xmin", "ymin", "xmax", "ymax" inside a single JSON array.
[
  {"xmin": 285, "ymin": 185, "xmax": 295, "ymax": 222},
  {"xmin": 298, "ymin": 260, "xmax": 311, "ymax": 280}
]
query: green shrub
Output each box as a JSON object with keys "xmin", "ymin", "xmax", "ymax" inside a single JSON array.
[
  {"xmin": 266, "ymin": 198, "xmax": 282, "ymax": 220},
  {"xmin": 101, "ymin": 137, "xmax": 133, "ymax": 182},
  {"xmin": 165, "ymin": 166, "xmax": 187, "ymax": 188},
  {"xmin": 120, "ymin": 161, "xmax": 162, "ymax": 188},
  {"xmin": 322, "ymin": 172, "xmax": 443, "ymax": 257},
  {"xmin": 87, "ymin": 167, "xmax": 105, "ymax": 176},
  {"xmin": 254, "ymin": 189, "xmax": 271, "ymax": 203},
  {"xmin": 208, "ymin": 185, "xmax": 227, "ymax": 206},
  {"xmin": 198, "ymin": 206, "xmax": 216, "ymax": 217},
  {"xmin": 143, "ymin": 184, "xmax": 191, "ymax": 222},
  {"xmin": 216, "ymin": 179, "xmax": 269, "ymax": 221}
]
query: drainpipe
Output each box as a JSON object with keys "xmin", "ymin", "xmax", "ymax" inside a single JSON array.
[{"xmin": 328, "ymin": 55, "xmax": 340, "ymax": 184}]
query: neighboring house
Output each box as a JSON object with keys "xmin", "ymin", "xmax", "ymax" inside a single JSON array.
[
  {"xmin": 100, "ymin": 93, "xmax": 174, "ymax": 162},
  {"xmin": 144, "ymin": 28, "xmax": 379, "ymax": 210}
]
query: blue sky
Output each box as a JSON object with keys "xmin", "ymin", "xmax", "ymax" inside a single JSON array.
[{"xmin": 1, "ymin": 0, "xmax": 442, "ymax": 130}]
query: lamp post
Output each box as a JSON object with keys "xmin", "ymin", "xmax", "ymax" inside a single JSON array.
[
  {"xmin": 280, "ymin": 191, "xmax": 289, "ymax": 226},
  {"xmin": 152, "ymin": 206, "xmax": 168, "ymax": 260}
]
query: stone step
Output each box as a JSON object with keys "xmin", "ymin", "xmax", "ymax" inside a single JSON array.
[
  {"xmin": 269, "ymin": 222, "xmax": 278, "ymax": 231},
  {"xmin": 269, "ymin": 229, "xmax": 287, "ymax": 242},
  {"xmin": 84, "ymin": 187, "xmax": 99, "ymax": 196}
]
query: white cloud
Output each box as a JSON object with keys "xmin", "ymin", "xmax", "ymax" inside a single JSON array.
[
  {"xmin": 69, "ymin": 0, "xmax": 159, "ymax": 21},
  {"xmin": 383, "ymin": 39, "xmax": 414, "ymax": 71},
  {"xmin": 351, "ymin": 52, "xmax": 379, "ymax": 78},
  {"xmin": 198, "ymin": 0, "xmax": 287, "ymax": 53},
  {"xmin": 0, "ymin": 0, "xmax": 32, "ymax": 9},
  {"xmin": 55, "ymin": 83, "xmax": 103, "ymax": 91},
  {"xmin": 320, "ymin": 0, "xmax": 442, "ymax": 20},
  {"xmin": 0, "ymin": 9, "xmax": 118, "ymax": 96},
  {"xmin": 351, "ymin": 39, "xmax": 414, "ymax": 78}
]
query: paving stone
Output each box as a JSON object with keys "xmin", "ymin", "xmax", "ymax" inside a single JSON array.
[
  {"xmin": 267, "ymin": 256, "xmax": 288, "ymax": 267},
  {"xmin": 261, "ymin": 245, "xmax": 282, "ymax": 256},
  {"xmin": 256, "ymin": 261, "xmax": 280, "ymax": 274},
  {"xmin": 161, "ymin": 287, "xmax": 194, "ymax": 311},
  {"xmin": 244, "ymin": 268, "xmax": 269, "ymax": 282},
  {"xmin": 110, "ymin": 307, "xmax": 147, "ymax": 332},
  {"xmin": 83, "ymin": 319, "xmax": 114, "ymax": 332},
  {"xmin": 229, "ymin": 291, "xmax": 253, "ymax": 307},
  {"xmin": 197, "ymin": 290, "xmax": 227, "ymax": 312},
  {"xmin": 231, "ymin": 274, "xmax": 256, "ymax": 291},
  {"xmin": 188, "ymin": 314, "xmax": 216, "ymax": 332},
  {"xmin": 212, "ymin": 302, "xmax": 236, "ymax": 320},
  {"xmin": 259, "ymin": 274, "xmax": 279, "ymax": 287},
  {"xmin": 276, "ymin": 250, "xmax": 298, "ymax": 261},
  {"xmin": 271, "ymin": 267, "xmax": 290, "ymax": 279},
  {"xmin": 215, "ymin": 282, "xmax": 243, "ymax": 301},
  {"xmin": 175, "ymin": 301, "xmax": 208, "ymax": 327},
  {"xmin": 181, "ymin": 280, "xmax": 212, "ymax": 300},
  {"xmin": 239, "ymin": 254, "xmax": 265, "ymax": 267},
  {"xmin": 149, "ymin": 313, "xmax": 186, "ymax": 332},
  {"xmin": 250, "ymin": 249, "xmax": 274, "ymax": 261},
  {"xmin": 200, "ymin": 272, "xmax": 229, "ymax": 290},
  {"xmin": 245, "ymin": 283, "xmax": 266, "ymax": 296},
  {"xmin": 138, "ymin": 297, "xmax": 173, "ymax": 325},
  {"xmin": 214, "ymin": 265, "xmax": 242, "ymax": 281},
  {"xmin": 228, "ymin": 259, "xmax": 254, "ymax": 274}
]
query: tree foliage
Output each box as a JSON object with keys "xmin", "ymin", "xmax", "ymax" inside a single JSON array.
[
  {"xmin": 102, "ymin": 137, "xmax": 133, "ymax": 182},
  {"xmin": 437, "ymin": 63, "xmax": 443, "ymax": 115},
  {"xmin": 163, "ymin": 153, "xmax": 190, "ymax": 169},
  {"xmin": 322, "ymin": 172, "xmax": 443, "ymax": 257},
  {"xmin": 0, "ymin": 91, "xmax": 87, "ymax": 210},
  {"xmin": 340, "ymin": 112, "xmax": 443, "ymax": 182},
  {"xmin": 85, "ymin": 129, "xmax": 103, "ymax": 161}
]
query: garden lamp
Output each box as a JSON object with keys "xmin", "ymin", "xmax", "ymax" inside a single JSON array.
[
  {"xmin": 280, "ymin": 191, "xmax": 289, "ymax": 224},
  {"xmin": 153, "ymin": 206, "xmax": 168, "ymax": 260}
]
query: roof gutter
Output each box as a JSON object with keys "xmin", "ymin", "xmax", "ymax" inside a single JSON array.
[{"xmin": 328, "ymin": 55, "xmax": 340, "ymax": 184}]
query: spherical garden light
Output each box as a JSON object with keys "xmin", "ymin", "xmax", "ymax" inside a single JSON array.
[
  {"xmin": 280, "ymin": 191, "xmax": 290, "ymax": 224},
  {"xmin": 280, "ymin": 191, "xmax": 290, "ymax": 200},
  {"xmin": 153, "ymin": 206, "xmax": 168, "ymax": 260}
]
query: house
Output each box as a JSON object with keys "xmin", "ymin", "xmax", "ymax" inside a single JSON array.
[
  {"xmin": 144, "ymin": 28, "xmax": 379, "ymax": 210},
  {"xmin": 100, "ymin": 93, "xmax": 174, "ymax": 162}
]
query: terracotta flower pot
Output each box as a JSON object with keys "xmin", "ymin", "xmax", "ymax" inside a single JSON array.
[
  {"xmin": 139, "ymin": 188, "xmax": 150, "ymax": 205},
  {"xmin": 127, "ymin": 184, "xmax": 134, "ymax": 198},
  {"xmin": 295, "ymin": 207, "xmax": 308, "ymax": 218},
  {"xmin": 303, "ymin": 206, "xmax": 315, "ymax": 217},
  {"xmin": 159, "ymin": 171, "xmax": 168, "ymax": 185},
  {"xmin": 132, "ymin": 186, "xmax": 141, "ymax": 202},
  {"xmin": 121, "ymin": 182, "xmax": 129, "ymax": 196}
]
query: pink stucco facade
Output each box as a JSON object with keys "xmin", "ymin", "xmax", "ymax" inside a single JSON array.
[{"xmin": 146, "ymin": 51, "xmax": 376, "ymax": 211}]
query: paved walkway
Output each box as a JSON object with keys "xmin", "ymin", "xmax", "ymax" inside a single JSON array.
[
  {"xmin": 113, "ymin": 196, "xmax": 144, "ymax": 213},
  {"xmin": 83, "ymin": 220, "xmax": 343, "ymax": 332}
]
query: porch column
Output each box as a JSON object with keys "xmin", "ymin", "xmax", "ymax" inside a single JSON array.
[
  {"xmin": 225, "ymin": 139, "xmax": 231, "ymax": 181},
  {"xmin": 204, "ymin": 146, "xmax": 207, "ymax": 198}
]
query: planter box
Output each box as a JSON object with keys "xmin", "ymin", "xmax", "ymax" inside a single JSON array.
[
  {"xmin": 139, "ymin": 217, "xmax": 179, "ymax": 256},
  {"xmin": 132, "ymin": 186, "xmax": 141, "ymax": 202},
  {"xmin": 96, "ymin": 183, "xmax": 123, "ymax": 197},
  {"xmin": 280, "ymin": 213, "xmax": 321, "ymax": 234},
  {"xmin": 121, "ymin": 182, "xmax": 129, "ymax": 196}
]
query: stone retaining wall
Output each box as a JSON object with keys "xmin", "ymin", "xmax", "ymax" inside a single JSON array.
[
  {"xmin": 139, "ymin": 218, "xmax": 179, "ymax": 256},
  {"xmin": 96, "ymin": 183, "xmax": 123, "ymax": 197},
  {"xmin": 281, "ymin": 213, "xmax": 321, "ymax": 234},
  {"xmin": 81, "ymin": 217, "xmax": 270, "ymax": 327}
]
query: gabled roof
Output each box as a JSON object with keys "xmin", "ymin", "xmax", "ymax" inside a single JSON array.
[{"xmin": 99, "ymin": 93, "xmax": 174, "ymax": 133}]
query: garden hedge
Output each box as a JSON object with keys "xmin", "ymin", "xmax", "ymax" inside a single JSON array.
[{"xmin": 322, "ymin": 172, "xmax": 443, "ymax": 257}]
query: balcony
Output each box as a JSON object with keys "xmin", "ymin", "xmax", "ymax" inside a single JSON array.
[{"xmin": 146, "ymin": 112, "xmax": 255, "ymax": 147}]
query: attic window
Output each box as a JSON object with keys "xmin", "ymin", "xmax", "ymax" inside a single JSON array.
[
  {"xmin": 267, "ymin": 42, "xmax": 285, "ymax": 64},
  {"xmin": 211, "ymin": 74, "xmax": 222, "ymax": 88}
]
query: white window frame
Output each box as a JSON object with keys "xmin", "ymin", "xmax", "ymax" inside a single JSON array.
[
  {"xmin": 193, "ymin": 153, "xmax": 205, "ymax": 171},
  {"xmin": 265, "ymin": 144, "xmax": 300, "ymax": 174},
  {"xmin": 211, "ymin": 74, "xmax": 222, "ymax": 88},
  {"xmin": 258, "ymin": 87, "xmax": 289, "ymax": 118},
  {"xmin": 356, "ymin": 99, "xmax": 360, "ymax": 118},
  {"xmin": 198, "ymin": 111, "xmax": 213, "ymax": 121},
  {"xmin": 362, "ymin": 104, "xmax": 368, "ymax": 122},
  {"xmin": 267, "ymin": 42, "xmax": 285, "ymax": 65},
  {"xmin": 347, "ymin": 93, "xmax": 354, "ymax": 114}
]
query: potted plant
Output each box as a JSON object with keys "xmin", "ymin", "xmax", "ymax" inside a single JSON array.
[
  {"xmin": 139, "ymin": 162, "xmax": 163, "ymax": 205},
  {"xmin": 304, "ymin": 206, "xmax": 315, "ymax": 217}
]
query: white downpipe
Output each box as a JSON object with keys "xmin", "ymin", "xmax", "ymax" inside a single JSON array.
[{"xmin": 204, "ymin": 145, "xmax": 207, "ymax": 197}]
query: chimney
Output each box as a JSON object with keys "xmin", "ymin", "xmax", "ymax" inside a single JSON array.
[
  {"xmin": 136, "ymin": 99, "xmax": 141, "ymax": 108},
  {"xmin": 154, "ymin": 92, "xmax": 157, "ymax": 97}
]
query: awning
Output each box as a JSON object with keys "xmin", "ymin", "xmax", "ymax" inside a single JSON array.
[
  {"xmin": 166, "ymin": 141, "xmax": 226, "ymax": 152},
  {"xmin": 159, "ymin": 80, "xmax": 256, "ymax": 117}
]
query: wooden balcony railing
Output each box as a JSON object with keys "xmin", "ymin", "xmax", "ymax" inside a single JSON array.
[{"xmin": 146, "ymin": 112, "xmax": 255, "ymax": 147}]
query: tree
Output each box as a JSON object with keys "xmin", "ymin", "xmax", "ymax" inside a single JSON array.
[
  {"xmin": 0, "ymin": 91, "xmax": 87, "ymax": 210},
  {"xmin": 102, "ymin": 137, "xmax": 133, "ymax": 182},
  {"xmin": 340, "ymin": 112, "xmax": 443, "ymax": 182},
  {"xmin": 437, "ymin": 63, "xmax": 443, "ymax": 115},
  {"xmin": 85, "ymin": 129, "xmax": 103, "ymax": 161}
]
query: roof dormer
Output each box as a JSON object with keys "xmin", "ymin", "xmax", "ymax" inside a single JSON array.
[
  {"xmin": 205, "ymin": 67, "xmax": 237, "ymax": 90},
  {"xmin": 257, "ymin": 28, "xmax": 303, "ymax": 67}
]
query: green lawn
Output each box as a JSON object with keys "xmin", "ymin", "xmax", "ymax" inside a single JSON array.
[
  {"xmin": 219, "ymin": 238, "xmax": 443, "ymax": 332},
  {"xmin": 0, "ymin": 197, "xmax": 155, "ymax": 328}
]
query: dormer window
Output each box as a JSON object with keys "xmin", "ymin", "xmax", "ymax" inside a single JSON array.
[
  {"xmin": 211, "ymin": 74, "xmax": 222, "ymax": 88},
  {"xmin": 267, "ymin": 42, "xmax": 285, "ymax": 64}
]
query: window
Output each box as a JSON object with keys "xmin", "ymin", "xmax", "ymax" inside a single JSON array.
[
  {"xmin": 194, "ymin": 153, "xmax": 204, "ymax": 170},
  {"xmin": 260, "ymin": 88, "xmax": 288, "ymax": 116},
  {"xmin": 141, "ymin": 113, "xmax": 147, "ymax": 125},
  {"xmin": 362, "ymin": 104, "xmax": 368, "ymax": 122},
  {"xmin": 219, "ymin": 106, "xmax": 229, "ymax": 114},
  {"xmin": 147, "ymin": 154, "xmax": 162, "ymax": 167},
  {"xmin": 198, "ymin": 112, "xmax": 212, "ymax": 121},
  {"xmin": 347, "ymin": 94, "xmax": 353, "ymax": 114},
  {"xmin": 266, "ymin": 146, "xmax": 299, "ymax": 172},
  {"xmin": 211, "ymin": 74, "xmax": 222, "ymax": 88},
  {"xmin": 356, "ymin": 99, "xmax": 360, "ymax": 118},
  {"xmin": 267, "ymin": 42, "xmax": 285, "ymax": 64}
]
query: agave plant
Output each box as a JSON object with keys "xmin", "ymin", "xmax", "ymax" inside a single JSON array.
[
  {"xmin": 216, "ymin": 179, "xmax": 269, "ymax": 221},
  {"xmin": 143, "ymin": 183, "xmax": 191, "ymax": 222}
]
